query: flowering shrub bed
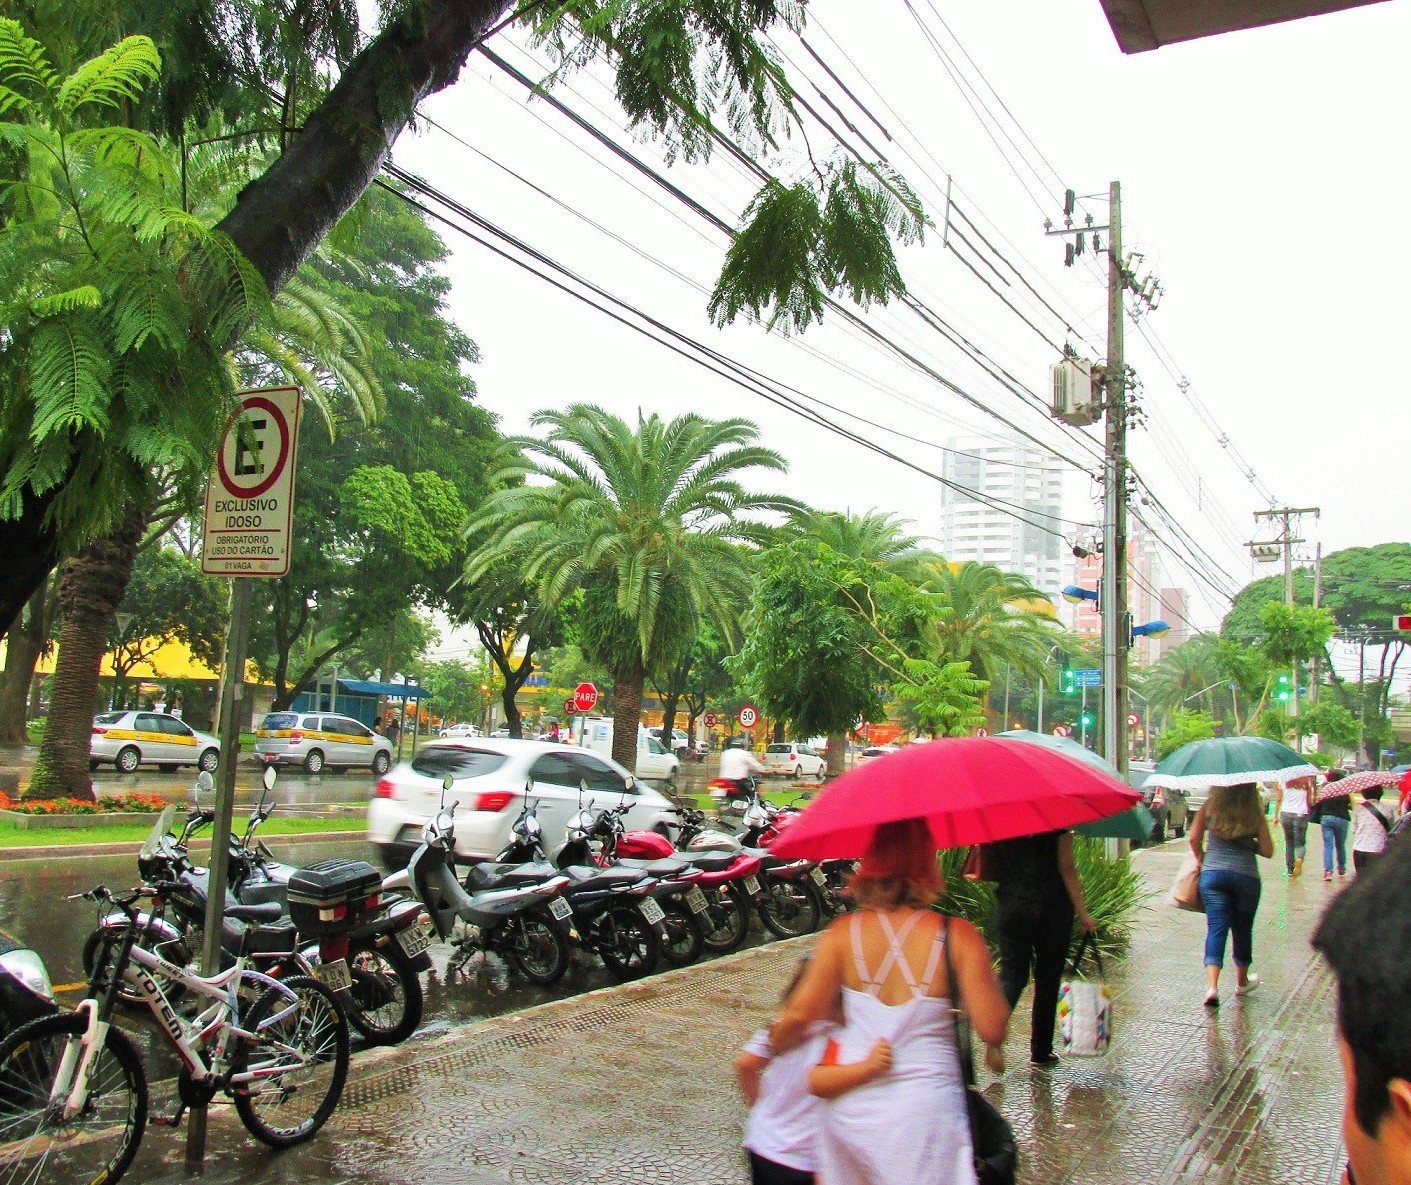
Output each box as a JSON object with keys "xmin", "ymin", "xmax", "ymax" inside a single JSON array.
[{"xmin": 0, "ymin": 791, "xmax": 169, "ymax": 815}]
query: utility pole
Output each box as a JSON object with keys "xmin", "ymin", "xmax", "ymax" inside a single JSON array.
[{"xmin": 1249, "ymin": 506, "xmax": 1320, "ymax": 730}]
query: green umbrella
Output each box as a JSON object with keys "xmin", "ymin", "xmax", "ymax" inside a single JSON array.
[
  {"xmin": 1146, "ymin": 735, "xmax": 1318, "ymax": 791},
  {"xmin": 998, "ymin": 730, "xmax": 1155, "ymax": 839}
]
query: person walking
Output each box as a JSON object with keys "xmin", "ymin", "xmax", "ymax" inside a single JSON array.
[
  {"xmin": 1352, "ymin": 786, "xmax": 1397, "ymax": 874},
  {"xmin": 989, "ymin": 829, "xmax": 1096, "ymax": 1066},
  {"xmin": 1279, "ymin": 776, "xmax": 1312, "ymax": 877},
  {"xmin": 768, "ymin": 818, "xmax": 1010, "ymax": 1185},
  {"xmin": 1313, "ymin": 770, "xmax": 1351, "ymax": 883},
  {"xmin": 1190, "ymin": 783, "xmax": 1274, "ymax": 1008}
]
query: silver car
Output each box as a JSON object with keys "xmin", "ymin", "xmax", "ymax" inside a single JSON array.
[
  {"xmin": 90, "ymin": 711, "xmax": 220, "ymax": 774},
  {"xmin": 254, "ymin": 711, "xmax": 394, "ymax": 775}
]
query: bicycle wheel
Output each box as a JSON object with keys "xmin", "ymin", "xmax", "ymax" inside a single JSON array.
[
  {"xmin": 231, "ymin": 975, "xmax": 348, "ymax": 1149},
  {"xmin": 0, "ymin": 1011, "xmax": 147, "ymax": 1185},
  {"xmin": 343, "ymin": 938, "xmax": 423, "ymax": 1046}
]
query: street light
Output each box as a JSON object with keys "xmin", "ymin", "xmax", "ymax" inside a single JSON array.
[{"xmin": 1062, "ymin": 584, "xmax": 1099, "ymax": 606}]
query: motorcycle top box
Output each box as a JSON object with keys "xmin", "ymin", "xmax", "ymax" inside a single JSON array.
[{"xmin": 286, "ymin": 857, "xmax": 382, "ymax": 936}]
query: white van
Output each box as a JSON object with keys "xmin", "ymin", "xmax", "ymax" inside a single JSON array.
[{"xmin": 578, "ymin": 717, "xmax": 680, "ymax": 786}]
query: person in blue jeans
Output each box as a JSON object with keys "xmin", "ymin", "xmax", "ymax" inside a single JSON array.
[
  {"xmin": 1189, "ymin": 783, "xmax": 1275, "ymax": 1008},
  {"xmin": 1310, "ymin": 770, "xmax": 1351, "ymax": 882}
]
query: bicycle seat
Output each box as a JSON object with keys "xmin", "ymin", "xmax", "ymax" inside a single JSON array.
[{"xmin": 225, "ymin": 902, "xmax": 284, "ymax": 925}]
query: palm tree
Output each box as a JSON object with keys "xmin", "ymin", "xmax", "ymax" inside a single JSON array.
[
  {"xmin": 465, "ymin": 405, "xmax": 801, "ymax": 770},
  {"xmin": 921, "ymin": 561, "xmax": 1063, "ymax": 686}
]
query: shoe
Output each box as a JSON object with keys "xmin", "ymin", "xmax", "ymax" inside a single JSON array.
[
  {"xmin": 1324, "ymin": 872, "xmax": 1333, "ymax": 883},
  {"xmin": 1236, "ymin": 974, "xmax": 1260, "ymax": 997},
  {"xmin": 1293, "ymin": 858, "xmax": 1304, "ymax": 878},
  {"xmin": 1204, "ymin": 993, "xmax": 1220, "ymax": 1009},
  {"xmin": 1030, "ymin": 1053, "xmax": 1060, "ymax": 1067}
]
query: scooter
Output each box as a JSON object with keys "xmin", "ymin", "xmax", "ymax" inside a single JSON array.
[
  {"xmin": 407, "ymin": 776, "xmax": 575, "ymax": 986},
  {"xmin": 0, "ymin": 928, "xmax": 56, "ymax": 1041}
]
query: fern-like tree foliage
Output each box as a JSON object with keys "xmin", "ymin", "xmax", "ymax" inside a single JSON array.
[{"xmin": 0, "ymin": 22, "xmax": 269, "ymax": 602}]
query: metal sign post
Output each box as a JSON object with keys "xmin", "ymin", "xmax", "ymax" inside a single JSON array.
[{"xmin": 188, "ymin": 388, "xmax": 301, "ymax": 1169}]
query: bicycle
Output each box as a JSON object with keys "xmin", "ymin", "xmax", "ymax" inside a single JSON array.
[{"xmin": 0, "ymin": 884, "xmax": 349, "ymax": 1185}]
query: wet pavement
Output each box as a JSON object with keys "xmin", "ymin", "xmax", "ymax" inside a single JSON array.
[{"xmin": 90, "ymin": 838, "xmax": 1351, "ymax": 1184}]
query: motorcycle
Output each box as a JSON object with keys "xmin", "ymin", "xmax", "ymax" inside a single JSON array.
[
  {"xmin": 487, "ymin": 791, "xmax": 669, "ymax": 981},
  {"xmin": 407, "ymin": 779, "xmax": 575, "ymax": 986},
  {"xmin": 0, "ymin": 928, "xmax": 56, "ymax": 1041}
]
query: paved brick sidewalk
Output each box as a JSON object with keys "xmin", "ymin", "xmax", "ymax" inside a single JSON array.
[{"xmin": 131, "ymin": 841, "xmax": 1350, "ymax": 1184}]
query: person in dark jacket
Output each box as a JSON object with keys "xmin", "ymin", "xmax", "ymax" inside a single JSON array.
[
  {"xmin": 1312, "ymin": 770, "xmax": 1352, "ymax": 882},
  {"xmin": 990, "ymin": 830, "xmax": 1096, "ymax": 1066}
]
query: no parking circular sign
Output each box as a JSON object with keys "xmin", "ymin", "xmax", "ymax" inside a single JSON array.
[{"xmin": 738, "ymin": 704, "xmax": 759, "ymax": 729}]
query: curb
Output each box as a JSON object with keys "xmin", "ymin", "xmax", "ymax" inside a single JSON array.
[{"xmin": 0, "ymin": 829, "xmax": 369, "ymax": 862}]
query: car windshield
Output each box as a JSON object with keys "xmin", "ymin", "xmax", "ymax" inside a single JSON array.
[
  {"xmin": 261, "ymin": 713, "xmax": 299, "ymax": 730},
  {"xmin": 766, "ymin": 744, "xmax": 790, "ymax": 754},
  {"xmin": 410, "ymin": 747, "xmax": 509, "ymax": 780},
  {"xmin": 94, "ymin": 711, "xmax": 125, "ymax": 725}
]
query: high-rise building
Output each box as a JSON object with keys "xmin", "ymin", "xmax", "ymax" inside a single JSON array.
[{"xmin": 940, "ymin": 434, "xmax": 1065, "ymax": 594}]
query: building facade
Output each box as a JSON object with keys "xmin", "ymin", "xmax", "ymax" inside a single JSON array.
[{"xmin": 1061, "ymin": 523, "xmax": 1189, "ymax": 666}]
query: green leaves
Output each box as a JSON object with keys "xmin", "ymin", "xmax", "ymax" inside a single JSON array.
[
  {"xmin": 57, "ymin": 35, "xmax": 161, "ymax": 115},
  {"xmin": 891, "ymin": 657, "xmax": 988, "ymax": 738},
  {"xmin": 0, "ymin": 19, "xmax": 55, "ymax": 109}
]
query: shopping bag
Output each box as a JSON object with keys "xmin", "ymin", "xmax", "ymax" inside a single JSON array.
[
  {"xmin": 1167, "ymin": 851, "xmax": 1205, "ymax": 913},
  {"xmin": 1059, "ymin": 934, "xmax": 1111, "ymax": 1057}
]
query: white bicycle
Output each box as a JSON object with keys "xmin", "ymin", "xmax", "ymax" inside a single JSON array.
[{"xmin": 0, "ymin": 884, "xmax": 349, "ymax": 1185}]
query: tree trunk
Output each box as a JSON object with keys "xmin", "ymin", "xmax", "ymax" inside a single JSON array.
[
  {"xmin": 826, "ymin": 731, "xmax": 847, "ymax": 778},
  {"xmin": 501, "ymin": 685, "xmax": 522, "ymax": 738},
  {"xmin": 0, "ymin": 583, "xmax": 47, "ymax": 747},
  {"xmin": 611, "ymin": 659, "xmax": 646, "ymax": 772},
  {"xmin": 27, "ymin": 503, "xmax": 147, "ymax": 802},
  {"xmin": 660, "ymin": 690, "xmax": 682, "ymax": 748}
]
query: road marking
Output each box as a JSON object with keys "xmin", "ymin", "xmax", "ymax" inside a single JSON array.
[{"xmin": 52, "ymin": 981, "xmax": 88, "ymax": 994}]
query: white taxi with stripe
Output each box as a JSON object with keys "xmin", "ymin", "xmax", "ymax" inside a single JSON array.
[
  {"xmin": 254, "ymin": 712, "xmax": 394, "ymax": 775},
  {"xmin": 90, "ymin": 711, "xmax": 221, "ymax": 774}
]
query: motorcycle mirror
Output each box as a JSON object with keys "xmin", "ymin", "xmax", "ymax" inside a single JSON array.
[
  {"xmin": 623, "ymin": 775, "xmax": 635, "ymax": 792},
  {"xmin": 261, "ymin": 764, "xmax": 277, "ymax": 792},
  {"xmin": 193, "ymin": 770, "xmax": 214, "ymax": 804}
]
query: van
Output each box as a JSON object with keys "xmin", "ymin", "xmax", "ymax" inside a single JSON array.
[{"xmin": 577, "ymin": 717, "xmax": 680, "ymax": 786}]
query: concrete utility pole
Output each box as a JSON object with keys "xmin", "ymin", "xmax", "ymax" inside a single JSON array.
[
  {"xmin": 1101, "ymin": 180, "xmax": 1129, "ymax": 778},
  {"xmin": 1249, "ymin": 506, "xmax": 1320, "ymax": 727}
]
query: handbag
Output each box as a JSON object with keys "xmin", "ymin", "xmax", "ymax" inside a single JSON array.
[
  {"xmin": 963, "ymin": 843, "xmax": 999, "ymax": 883},
  {"xmin": 1167, "ymin": 851, "xmax": 1205, "ymax": 913},
  {"xmin": 1059, "ymin": 933, "xmax": 1111, "ymax": 1057},
  {"xmin": 943, "ymin": 917, "xmax": 1018, "ymax": 1185}
]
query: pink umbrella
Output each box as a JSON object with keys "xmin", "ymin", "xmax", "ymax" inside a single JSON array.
[
  {"xmin": 1315, "ymin": 769, "xmax": 1401, "ymax": 802},
  {"xmin": 770, "ymin": 736, "xmax": 1140, "ymax": 860}
]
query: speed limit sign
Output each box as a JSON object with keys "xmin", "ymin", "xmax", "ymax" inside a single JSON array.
[{"xmin": 738, "ymin": 704, "xmax": 759, "ymax": 729}]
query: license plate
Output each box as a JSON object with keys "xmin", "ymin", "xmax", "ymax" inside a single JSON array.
[
  {"xmin": 685, "ymin": 885, "xmax": 709, "ymax": 915},
  {"xmin": 640, "ymin": 897, "xmax": 666, "ymax": 925},
  {"xmin": 315, "ymin": 958, "xmax": 352, "ymax": 993},
  {"xmin": 810, "ymin": 866, "xmax": 827, "ymax": 887},
  {"xmin": 548, "ymin": 896, "xmax": 573, "ymax": 922},
  {"xmin": 743, "ymin": 876, "xmax": 761, "ymax": 896},
  {"xmin": 397, "ymin": 919, "xmax": 435, "ymax": 958}
]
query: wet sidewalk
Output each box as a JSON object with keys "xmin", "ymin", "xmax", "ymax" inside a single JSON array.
[{"xmin": 133, "ymin": 842, "xmax": 1349, "ymax": 1184}]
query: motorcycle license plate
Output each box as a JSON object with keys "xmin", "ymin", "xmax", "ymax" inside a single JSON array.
[
  {"xmin": 685, "ymin": 885, "xmax": 709, "ymax": 915},
  {"xmin": 548, "ymin": 896, "xmax": 573, "ymax": 922},
  {"xmin": 743, "ymin": 876, "xmax": 762, "ymax": 896},
  {"xmin": 810, "ymin": 867, "xmax": 827, "ymax": 887},
  {"xmin": 315, "ymin": 957, "xmax": 352, "ymax": 994},
  {"xmin": 640, "ymin": 897, "xmax": 666, "ymax": 925},
  {"xmin": 398, "ymin": 919, "xmax": 436, "ymax": 959}
]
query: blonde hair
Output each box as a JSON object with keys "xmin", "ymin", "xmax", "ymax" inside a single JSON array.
[
  {"xmin": 1207, "ymin": 783, "xmax": 1263, "ymax": 839},
  {"xmin": 850, "ymin": 818, "xmax": 944, "ymax": 911}
]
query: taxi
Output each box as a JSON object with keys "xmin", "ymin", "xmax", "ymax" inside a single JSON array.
[
  {"xmin": 90, "ymin": 711, "xmax": 221, "ymax": 774},
  {"xmin": 254, "ymin": 711, "xmax": 394, "ymax": 775}
]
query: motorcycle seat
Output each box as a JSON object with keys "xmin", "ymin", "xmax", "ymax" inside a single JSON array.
[
  {"xmin": 226, "ymin": 901, "xmax": 285, "ymax": 925},
  {"xmin": 616, "ymin": 857, "xmax": 689, "ymax": 878},
  {"xmin": 676, "ymin": 852, "xmax": 738, "ymax": 872},
  {"xmin": 464, "ymin": 861, "xmax": 556, "ymax": 891},
  {"xmin": 562, "ymin": 865, "xmax": 645, "ymax": 890}
]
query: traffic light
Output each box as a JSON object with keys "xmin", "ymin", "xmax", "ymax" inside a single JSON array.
[
  {"xmin": 1061, "ymin": 668, "xmax": 1076, "ymax": 695},
  {"xmin": 1275, "ymin": 673, "xmax": 1291, "ymax": 703},
  {"xmin": 1080, "ymin": 710, "xmax": 1095, "ymax": 729}
]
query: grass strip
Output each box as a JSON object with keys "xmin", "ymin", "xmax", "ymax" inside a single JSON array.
[{"xmin": 0, "ymin": 814, "xmax": 359, "ymax": 848}]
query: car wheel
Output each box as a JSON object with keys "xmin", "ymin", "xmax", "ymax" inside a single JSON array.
[
  {"xmin": 304, "ymin": 749, "xmax": 325, "ymax": 775},
  {"xmin": 198, "ymin": 748, "xmax": 219, "ymax": 774},
  {"xmin": 116, "ymin": 746, "xmax": 141, "ymax": 774},
  {"xmin": 372, "ymin": 751, "xmax": 391, "ymax": 775},
  {"xmin": 793, "ymin": 764, "xmax": 804, "ymax": 780}
]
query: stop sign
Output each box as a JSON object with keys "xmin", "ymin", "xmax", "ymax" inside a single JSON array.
[
  {"xmin": 703, "ymin": 712, "xmax": 718, "ymax": 727},
  {"xmin": 573, "ymin": 682, "xmax": 599, "ymax": 713},
  {"xmin": 738, "ymin": 704, "xmax": 759, "ymax": 729}
]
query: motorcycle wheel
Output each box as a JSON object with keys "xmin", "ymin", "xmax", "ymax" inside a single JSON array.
[
  {"xmin": 822, "ymin": 863, "xmax": 857, "ymax": 915},
  {"xmin": 343, "ymin": 937, "xmax": 423, "ymax": 1046},
  {"xmin": 595, "ymin": 904, "xmax": 661, "ymax": 981},
  {"xmin": 700, "ymin": 884, "xmax": 751, "ymax": 953},
  {"xmin": 504, "ymin": 907, "xmax": 570, "ymax": 985},
  {"xmin": 757, "ymin": 877, "xmax": 824, "ymax": 939},
  {"xmin": 658, "ymin": 897, "xmax": 705, "ymax": 967}
]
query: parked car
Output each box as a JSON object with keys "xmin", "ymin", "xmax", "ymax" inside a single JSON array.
[
  {"xmin": 90, "ymin": 710, "xmax": 220, "ymax": 774},
  {"xmin": 253, "ymin": 711, "xmax": 394, "ymax": 775},
  {"xmin": 855, "ymin": 744, "xmax": 899, "ymax": 765},
  {"xmin": 762, "ymin": 742, "xmax": 827, "ymax": 780},
  {"xmin": 1143, "ymin": 783, "xmax": 1189, "ymax": 841},
  {"xmin": 579, "ymin": 717, "xmax": 681, "ymax": 785},
  {"xmin": 367, "ymin": 738, "xmax": 681, "ymax": 867},
  {"xmin": 438, "ymin": 722, "xmax": 481, "ymax": 739},
  {"xmin": 647, "ymin": 726, "xmax": 690, "ymax": 754}
]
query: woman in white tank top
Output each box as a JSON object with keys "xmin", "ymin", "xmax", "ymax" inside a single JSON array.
[{"xmin": 769, "ymin": 820, "xmax": 1010, "ymax": 1185}]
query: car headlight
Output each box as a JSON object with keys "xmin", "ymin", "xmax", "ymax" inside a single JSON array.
[{"xmin": 0, "ymin": 950, "xmax": 54, "ymax": 1003}]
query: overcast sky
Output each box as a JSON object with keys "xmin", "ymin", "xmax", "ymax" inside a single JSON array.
[{"xmin": 394, "ymin": 0, "xmax": 1408, "ymax": 653}]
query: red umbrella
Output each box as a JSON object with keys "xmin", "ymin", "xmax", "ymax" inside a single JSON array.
[
  {"xmin": 1315, "ymin": 769, "xmax": 1400, "ymax": 802},
  {"xmin": 770, "ymin": 736, "xmax": 1141, "ymax": 860}
]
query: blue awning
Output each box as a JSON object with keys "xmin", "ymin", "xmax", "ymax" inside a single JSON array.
[{"xmin": 336, "ymin": 678, "xmax": 431, "ymax": 700}]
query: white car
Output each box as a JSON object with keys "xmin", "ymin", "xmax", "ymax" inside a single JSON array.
[
  {"xmin": 856, "ymin": 744, "xmax": 900, "ymax": 765},
  {"xmin": 647, "ymin": 726, "xmax": 690, "ymax": 754},
  {"xmin": 253, "ymin": 711, "xmax": 394, "ymax": 775},
  {"xmin": 438, "ymin": 722, "xmax": 480, "ymax": 739},
  {"xmin": 762, "ymin": 742, "xmax": 826, "ymax": 779},
  {"xmin": 90, "ymin": 711, "xmax": 221, "ymax": 774},
  {"xmin": 367, "ymin": 737, "xmax": 682, "ymax": 867}
]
